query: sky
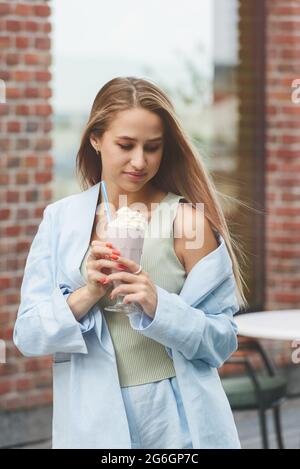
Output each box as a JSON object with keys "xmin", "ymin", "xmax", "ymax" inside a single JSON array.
[{"xmin": 51, "ymin": 0, "xmax": 214, "ymax": 113}]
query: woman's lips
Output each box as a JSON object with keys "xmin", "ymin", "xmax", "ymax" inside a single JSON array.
[{"xmin": 123, "ymin": 172, "xmax": 147, "ymax": 180}]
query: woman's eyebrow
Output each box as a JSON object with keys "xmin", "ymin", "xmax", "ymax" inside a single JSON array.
[{"xmin": 115, "ymin": 135, "xmax": 163, "ymax": 142}]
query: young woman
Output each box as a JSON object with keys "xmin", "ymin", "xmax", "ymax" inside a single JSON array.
[{"xmin": 14, "ymin": 76, "xmax": 247, "ymax": 449}]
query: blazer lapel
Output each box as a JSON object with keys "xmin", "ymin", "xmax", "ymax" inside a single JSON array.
[
  {"xmin": 61, "ymin": 182, "xmax": 117, "ymax": 357},
  {"xmin": 62, "ymin": 182, "xmax": 101, "ymax": 289}
]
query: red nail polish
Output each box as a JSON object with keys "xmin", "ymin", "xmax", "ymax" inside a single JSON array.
[
  {"xmin": 112, "ymin": 250, "xmax": 121, "ymax": 256},
  {"xmin": 117, "ymin": 264, "xmax": 127, "ymax": 269},
  {"xmin": 111, "ymin": 254, "xmax": 119, "ymax": 260},
  {"xmin": 106, "ymin": 242, "xmax": 113, "ymax": 248}
]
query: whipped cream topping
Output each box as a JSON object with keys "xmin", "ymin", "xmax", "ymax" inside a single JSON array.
[{"xmin": 108, "ymin": 206, "xmax": 148, "ymax": 231}]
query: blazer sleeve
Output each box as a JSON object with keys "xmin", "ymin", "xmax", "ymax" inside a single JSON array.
[
  {"xmin": 128, "ymin": 274, "xmax": 239, "ymax": 368},
  {"xmin": 13, "ymin": 205, "xmax": 89, "ymax": 357}
]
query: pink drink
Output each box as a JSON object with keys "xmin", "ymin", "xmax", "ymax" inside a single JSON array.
[
  {"xmin": 105, "ymin": 224, "xmax": 145, "ymax": 288},
  {"xmin": 104, "ymin": 206, "xmax": 147, "ymax": 313}
]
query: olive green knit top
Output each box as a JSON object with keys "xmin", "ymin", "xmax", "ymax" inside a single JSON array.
[{"xmin": 80, "ymin": 192, "xmax": 187, "ymax": 387}]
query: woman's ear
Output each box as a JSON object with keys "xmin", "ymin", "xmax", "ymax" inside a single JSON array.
[
  {"xmin": 89, "ymin": 134, "xmax": 97, "ymax": 151},
  {"xmin": 90, "ymin": 133, "xmax": 102, "ymax": 153}
]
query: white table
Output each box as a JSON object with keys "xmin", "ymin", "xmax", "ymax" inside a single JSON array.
[{"xmin": 234, "ymin": 310, "xmax": 300, "ymax": 341}]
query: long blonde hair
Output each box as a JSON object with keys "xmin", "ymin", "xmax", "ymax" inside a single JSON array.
[{"xmin": 76, "ymin": 76, "xmax": 248, "ymax": 309}]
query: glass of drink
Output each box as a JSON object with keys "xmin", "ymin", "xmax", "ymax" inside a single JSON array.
[{"xmin": 104, "ymin": 207, "xmax": 147, "ymax": 315}]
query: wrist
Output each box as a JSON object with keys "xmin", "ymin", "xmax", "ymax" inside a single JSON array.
[{"xmin": 83, "ymin": 285, "xmax": 102, "ymax": 303}]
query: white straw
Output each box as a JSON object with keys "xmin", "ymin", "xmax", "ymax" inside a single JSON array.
[{"xmin": 100, "ymin": 180, "xmax": 112, "ymax": 223}]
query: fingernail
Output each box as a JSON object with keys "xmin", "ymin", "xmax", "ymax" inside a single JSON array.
[
  {"xmin": 117, "ymin": 264, "xmax": 127, "ymax": 269},
  {"xmin": 111, "ymin": 254, "xmax": 119, "ymax": 260},
  {"xmin": 112, "ymin": 250, "xmax": 121, "ymax": 256},
  {"xmin": 106, "ymin": 242, "xmax": 113, "ymax": 248},
  {"xmin": 100, "ymin": 278, "xmax": 109, "ymax": 284}
]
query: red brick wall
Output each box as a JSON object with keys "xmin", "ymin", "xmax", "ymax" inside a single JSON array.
[
  {"xmin": 0, "ymin": 1, "xmax": 53, "ymax": 412},
  {"xmin": 237, "ymin": 0, "xmax": 300, "ymax": 312},
  {"xmin": 230, "ymin": 0, "xmax": 300, "ymax": 372},
  {"xmin": 265, "ymin": 0, "xmax": 300, "ymax": 310}
]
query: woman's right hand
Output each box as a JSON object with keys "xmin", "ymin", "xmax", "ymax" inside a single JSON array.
[{"xmin": 85, "ymin": 241, "xmax": 121, "ymax": 299}]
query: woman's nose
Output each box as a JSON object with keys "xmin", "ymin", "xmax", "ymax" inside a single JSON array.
[{"xmin": 130, "ymin": 150, "xmax": 147, "ymax": 169}]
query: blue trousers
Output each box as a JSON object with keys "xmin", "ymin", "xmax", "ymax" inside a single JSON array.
[{"xmin": 120, "ymin": 376, "xmax": 193, "ymax": 449}]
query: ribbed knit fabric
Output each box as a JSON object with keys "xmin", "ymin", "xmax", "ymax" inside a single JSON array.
[{"xmin": 80, "ymin": 192, "xmax": 187, "ymax": 387}]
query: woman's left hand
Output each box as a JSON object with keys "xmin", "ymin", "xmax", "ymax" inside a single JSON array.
[{"xmin": 105, "ymin": 254, "xmax": 158, "ymax": 319}]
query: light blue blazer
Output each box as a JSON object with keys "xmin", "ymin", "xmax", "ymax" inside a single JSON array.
[{"xmin": 13, "ymin": 182, "xmax": 241, "ymax": 449}]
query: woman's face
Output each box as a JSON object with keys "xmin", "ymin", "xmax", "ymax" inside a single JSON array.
[{"xmin": 90, "ymin": 107, "xmax": 164, "ymax": 192}]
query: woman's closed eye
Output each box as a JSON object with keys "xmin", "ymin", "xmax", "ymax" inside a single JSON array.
[{"xmin": 118, "ymin": 144, "xmax": 160, "ymax": 153}]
